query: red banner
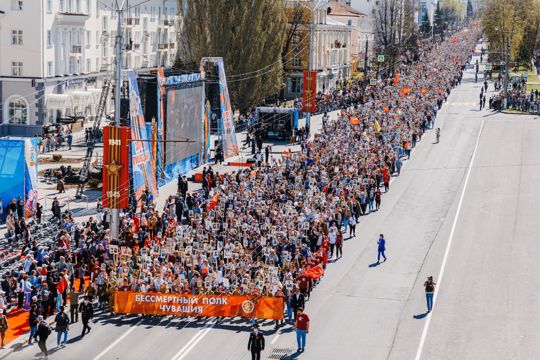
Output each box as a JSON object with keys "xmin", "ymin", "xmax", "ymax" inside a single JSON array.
[
  {"xmin": 103, "ymin": 126, "xmax": 130, "ymax": 209},
  {"xmin": 114, "ymin": 292, "xmax": 284, "ymax": 320},
  {"xmin": 302, "ymin": 70, "xmax": 317, "ymax": 113}
]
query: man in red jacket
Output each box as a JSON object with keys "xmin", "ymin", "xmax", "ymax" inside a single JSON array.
[{"xmin": 295, "ymin": 307, "xmax": 309, "ymax": 353}]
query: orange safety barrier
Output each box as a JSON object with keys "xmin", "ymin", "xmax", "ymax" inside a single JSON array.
[{"xmin": 114, "ymin": 292, "xmax": 284, "ymax": 320}]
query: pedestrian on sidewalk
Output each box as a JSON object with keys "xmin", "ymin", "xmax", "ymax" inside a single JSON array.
[
  {"xmin": 54, "ymin": 306, "xmax": 69, "ymax": 347},
  {"xmin": 349, "ymin": 215, "xmax": 356, "ymax": 238},
  {"xmin": 66, "ymin": 130, "xmax": 73, "ymax": 150},
  {"xmin": 247, "ymin": 324, "xmax": 265, "ymax": 360},
  {"xmin": 424, "ymin": 276, "xmax": 436, "ymax": 313},
  {"xmin": 294, "ymin": 308, "xmax": 309, "ymax": 353},
  {"xmin": 377, "ymin": 234, "xmax": 387, "ymax": 263},
  {"xmin": 79, "ymin": 296, "xmax": 94, "ymax": 338},
  {"xmin": 36, "ymin": 315, "xmax": 52, "ymax": 358}
]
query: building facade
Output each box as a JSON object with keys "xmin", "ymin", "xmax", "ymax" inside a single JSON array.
[
  {"xmin": 283, "ymin": 1, "xmax": 353, "ymax": 100},
  {"xmin": 0, "ymin": 0, "xmax": 176, "ymax": 136},
  {"xmin": 327, "ymin": 1, "xmax": 375, "ymax": 74}
]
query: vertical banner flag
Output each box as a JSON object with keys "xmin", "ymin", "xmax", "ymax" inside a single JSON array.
[
  {"xmin": 128, "ymin": 70, "xmax": 158, "ymax": 202},
  {"xmin": 24, "ymin": 138, "xmax": 38, "ymax": 218},
  {"xmin": 302, "ymin": 70, "xmax": 317, "ymax": 113},
  {"xmin": 216, "ymin": 59, "xmax": 239, "ymax": 159},
  {"xmin": 204, "ymin": 100, "xmax": 211, "ymax": 163},
  {"xmin": 102, "ymin": 126, "xmax": 130, "ymax": 209},
  {"xmin": 157, "ymin": 67, "xmax": 166, "ymax": 185}
]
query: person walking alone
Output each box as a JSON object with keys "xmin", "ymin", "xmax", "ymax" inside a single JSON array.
[
  {"xmin": 54, "ymin": 306, "xmax": 69, "ymax": 347},
  {"xmin": 36, "ymin": 315, "xmax": 52, "ymax": 359},
  {"xmin": 424, "ymin": 276, "xmax": 436, "ymax": 313},
  {"xmin": 79, "ymin": 296, "xmax": 94, "ymax": 338},
  {"xmin": 377, "ymin": 234, "xmax": 387, "ymax": 263},
  {"xmin": 294, "ymin": 307, "xmax": 309, "ymax": 353},
  {"xmin": 247, "ymin": 324, "xmax": 265, "ymax": 360}
]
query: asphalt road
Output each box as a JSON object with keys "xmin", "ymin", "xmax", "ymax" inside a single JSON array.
[{"xmin": 4, "ymin": 48, "xmax": 540, "ymax": 360}]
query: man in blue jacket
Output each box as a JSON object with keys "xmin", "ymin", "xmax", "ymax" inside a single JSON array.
[{"xmin": 377, "ymin": 234, "xmax": 387, "ymax": 263}]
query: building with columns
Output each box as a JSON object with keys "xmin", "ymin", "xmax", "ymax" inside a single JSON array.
[{"xmin": 0, "ymin": 0, "xmax": 176, "ymax": 136}]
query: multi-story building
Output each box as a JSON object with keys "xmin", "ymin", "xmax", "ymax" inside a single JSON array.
[
  {"xmin": 327, "ymin": 1, "xmax": 375, "ymax": 74},
  {"xmin": 0, "ymin": 0, "xmax": 176, "ymax": 137},
  {"xmin": 283, "ymin": 1, "xmax": 353, "ymax": 99}
]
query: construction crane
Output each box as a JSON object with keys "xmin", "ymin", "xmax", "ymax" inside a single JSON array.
[{"xmin": 75, "ymin": 79, "xmax": 111, "ymax": 199}]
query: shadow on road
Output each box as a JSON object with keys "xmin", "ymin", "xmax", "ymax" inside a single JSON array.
[
  {"xmin": 368, "ymin": 262, "xmax": 381, "ymax": 268},
  {"xmin": 413, "ymin": 312, "xmax": 429, "ymax": 320}
]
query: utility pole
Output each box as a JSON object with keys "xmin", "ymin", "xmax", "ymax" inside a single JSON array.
[
  {"xmin": 503, "ymin": 35, "xmax": 510, "ymax": 109},
  {"xmin": 110, "ymin": 0, "xmax": 126, "ymax": 241},
  {"xmin": 307, "ymin": 6, "xmax": 315, "ymax": 131}
]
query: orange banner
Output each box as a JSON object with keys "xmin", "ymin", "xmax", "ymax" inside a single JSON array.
[{"xmin": 114, "ymin": 292, "xmax": 284, "ymax": 320}]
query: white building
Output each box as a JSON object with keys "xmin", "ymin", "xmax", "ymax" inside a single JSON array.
[{"xmin": 0, "ymin": 0, "xmax": 176, "ymax": 136}]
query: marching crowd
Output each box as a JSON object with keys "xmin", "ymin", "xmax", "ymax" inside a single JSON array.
[{"xmin": 0, "ymin": 27, "xmax": 478, "ymax": 356}]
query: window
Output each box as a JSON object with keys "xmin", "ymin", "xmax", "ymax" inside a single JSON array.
[
  {"xmin": 7, "ymin": 97, "xmax": 28, "ymax": 124},
  {"xmin": 86, "ymin": 30, "xmax": 91, "ymax": 46},
  {"xmin": 86, "ymin": 59, "xmax": 91, "ymax": 72},
  {"xmin": 67, "ymin": 0, "xmax": 72, "ymax": 12},
  {"xmin": 47, "ymin": 61, "xmax": 53, "ymax": 76},
  {"xmin": 292, "ymin": 55, "xmax": 300, "ymax": 68},
  {"xmin": 102, "ymin": 16, "xmax": 108, "ymax": 30},
  {"xmin": 86, "ymin": 0, "xmax": 90, "ymax": 15},
  {"xmin": 76, "ymin": 0, "xmax": 80, "ymax": 13},
  {"xmin": 47, "ymin": 30, "xmax": 52, "ymax": 46},
  {"xmin": 12, "ymin": 61, "xmax": 23, "ymax": 76},
  {"xmin": 289, "ymin": 78, "xmax": 302, "ymax": 94},
  {"xmin": 150, "ymin": 6, "xmax": 155, "ymax": 21},
  {"xmin": 12, "ymin": 0, "xmax": 23, "ymax": 10},
  {"xmin": 11, "ymin": 30, "xmax": 23, "ymax": 45},
  {"xmin": 60, "ymin": 0, "xmax": 64, "ymax": 12},
  {"xmin": 47, "ymin": 0, "xmax": 52, "ymax": 12},
  {"xmin": 95, "ymin": 58, "xmax": 99, "ymax": 71}
]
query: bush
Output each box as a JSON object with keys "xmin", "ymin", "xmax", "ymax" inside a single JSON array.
[
  {"xmin": 52, "ymin": 154, "xmax": 62, "ymax": 162},
  {"xmin": 86, "ymin": 178, "xmax": 100, "ymax": 188}
]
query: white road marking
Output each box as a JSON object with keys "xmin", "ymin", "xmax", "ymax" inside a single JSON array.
[
  {"xmin": 171, "ymin": 321, "xmax": 216, "ymax": 360},
  {"xmin": 414, "ymin": 118, "xmax": 485, "ymax": 360},
  {"xmin": 93, "ymin": 318, "xmax": 144, "ymax": 360},
  {"xmin": 271, "ymin": 333, "xmax": 281, "ymax": 345}
]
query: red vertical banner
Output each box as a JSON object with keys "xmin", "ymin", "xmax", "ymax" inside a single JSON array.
[
  {"xmin": 103, "ymin": 126, "xmax": 130, "ymax": 209},
  {"xmin": 302, "ymin": 70, "xmax": 317, "ymax": 113}
]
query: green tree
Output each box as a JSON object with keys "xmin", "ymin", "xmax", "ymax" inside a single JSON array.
[
  {"xmin": 433, "ymin": 2, "xmax": 446, "ymax": 39},
  {"xmin": 175, "ymin": 0, "xmax": 286, "ymax": 113},
  {"xmin": 420, "ymin": 13, "xmax": 432, "ymax": 37}
]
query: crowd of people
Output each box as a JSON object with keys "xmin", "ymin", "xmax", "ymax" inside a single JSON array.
[{"xmin": 0, "ymin": 28, "xmax": 478, "ymax": 355}]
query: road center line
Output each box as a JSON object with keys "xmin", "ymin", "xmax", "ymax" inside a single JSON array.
[
  {"xmin": 172, "ymin": 322, "xmax": 216, "ymax": 360},
  {"xmin": 93, "ymin": 318, "xmax": 143, "ymax": 360},
  {"xmin": 271, "ymin": 333, "xmax": 281, "ymax": 345},
  {"xmin": 414, "ymin": 118, "xmax": 485, "ymax": 360}
]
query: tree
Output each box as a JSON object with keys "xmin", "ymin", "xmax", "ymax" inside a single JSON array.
[
  {"xmin": 433, "ymin": 2, "xmax": 446, "ymax": 39},
  {"xmin": 466, "ymin": 0, "xmax": 473, "ymax": 19},
  {"xmin": 420, "ymin": 13, "xmax": 432, "ymax": 37},
  {"xmin": 175, "ymin": 0, "xmax": 286, "ymax": 113},
  {"xmin": 374, "ymin": 0, "xmax": 402, "ymax": 72}
]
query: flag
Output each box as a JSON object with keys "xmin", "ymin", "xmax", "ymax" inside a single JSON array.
[
  {"xmin": 374, "ymin": 120, "xmax": 382, "ymax": 133},
  {"xmin": 350, "ymin": 117, "xmax": 360, "ymax": 125},
  {"xmin": 421, "ymin": 88, "xmax": 427, "ymax": 95},
  {"xmin": 206, "ymin": 193, "xmax": 219, "ymax": 212},
  {"xmin": 57, "ymin": 276, "xmax": 68, "ymax": 294},
  {"xmin": 303, "ymin": 265, "xmax": 325, "ymax": 280},
  {"xmin": 283, "ymin": 150, "xmax": 292, "ymax": 157},
  {"xmin": 393, "ymin": 73, "xmax": 401, "ymax": 85},
  {"xmin": 400, "ymin": 87, "xmax": 411, "ymax": 96},
  {"xmin": 383, "ymin": 107, "xmax": 390, "ymax": 113}
]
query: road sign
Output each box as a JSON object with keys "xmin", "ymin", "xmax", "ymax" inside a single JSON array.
[
  {"xmin": 523, "ymin": 71, "xmax": 528, "ymax": 78},
  {"xmin": 370, "ymin": 79, "xmax": 377, "ymax": 86},
  {"xmin": 485, "ymin": 63, "xmax": 492, "ymax": 71},
  {"xmin": 377, "ymin": 55, "xmax": 384, "ymax": 63}
]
